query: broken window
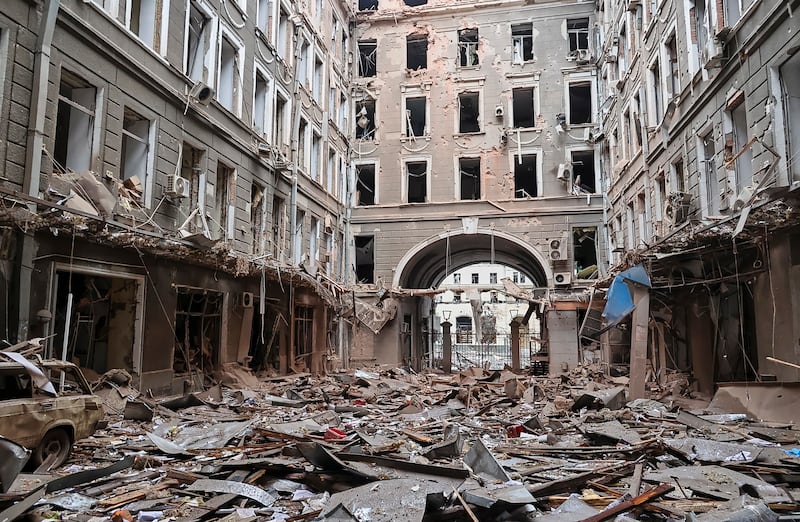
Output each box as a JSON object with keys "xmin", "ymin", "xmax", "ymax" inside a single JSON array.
[
  {"xmin": 218, "ymin": 33, "xmax": 241, "ymax": 114},
  {"xmin": 458, "ymin": 92, "xmax": 480, "ymax": 133},
  {"xmin": 779, "ymin": 53, "xmax": 800, "ymax": 182},
  {"xmin": 311, "ymin": 130, "xmax": 321, "ymax": 181},
  {"xmin": 293, "ymin": 209, "xmax": 304, "ymax": 265},
  {"xmin": 405, "ymin": 97, "xmax": 427, "ymax": 137},
  {"xmin": 512, "ymin": 87, "xmax": 535, "ymax": 128},
  {"xmin": 355, "ymin": 235, "xmax": 375, "ymax": 283},
  {"xmin": 699, "ymin": 131, "xmax": 719, "ymax": 215},
  {"xmin": 568, "ymin": 81, "xmax": 592, "ymax": 124},
  {"xmin": 180, "ymin": 144, "xmax": 204, "ymax": 232},
  {"xmin": 649, "ymin": 59, "xmax": 663, "ymax": 125},
  {"xmin": 511, "ymin": 23, "xmax": 534, "ymax": 63},
  {"xmin": 471, "ymin": 273, "xmax": 479, "ymax": 284},
  {"xmin": 573, "ymin": 227, "xmax": 597, "ymax": 277},
  {"xmin": 120, "ymin": 107, "xmax": 151, "ymax": 196},
  {"xmin": 186, "ymin": 1, "xmax": 214, "ymax": 83},
  {"xmin": 406, "ymin": 161, "xmax": 427, "ymax": 203},
  {"xmin": 298, "ymin": 39, "xmax": 310, "ymax": 88},
  {"xmin": 254, "ymin": 71, "xmax": 269, "ymax": 136},
  {"xmin": 174, "ymin": 288, "xmax": 222, "ymax": 375},
  {"xmin": 358, "ymin": 0, "xmax": 378, "ymax": 10},
  {"xmin": 726, "ymin": 94, "xmax": 752, "ymax": 190},
  {"xmin": 278, "ymin": 6, "xmax": 291, "ymax": 61},
  {"xmin": 251, "ymin": 182, "xmax": 266, "ymax": 254},
  {"xmin": 294, "ymin": 306, "xmax": 314, "ymax": 357},
  {"xmin": 275, "ymin": 92, "xmax": 288, "ymax": 147},
  {"xmin": 54, "ymin": 71, "xmax": 97, "ymax": 173},
  {"xmin": 407, "ymin": 34, "xmax": 428, "ymax": 70},
  {"xmin": 404, "ymin": 0, "xmax": 427, "ymax": 5},
  {"xmin": 358, "ymin": 40, "xmax": 377, "ymax": 77},
  {"xmin": 459, "ymin": 157, "xmax": 480, "ymax": 200},
  {"xmin": 355, "ymin": 99, "xmax": 376, "ymax": 140},
  {"xmin": 665, "ymin": 34, "xmax": 679, "ymax": 98},
  {"xmin": 211, "ymin": 162, "xmax": 233, "ymax": 240},
  {"xmin": 313, "ymin": 55, "xmax": 323, "ymax": 101},
  {"xmin": 128, "ymin": 0, "xmax": 166, "ymax": 53},
  {"xmin": 571, "ymin": 150, "xmax": 596, "ymax": 193},
  {"xmin": 514, "ymin": 153, "xmax": 538, "ymax": 198},
  {"xmin": 272, "ymin": 196, "xmax": 285, "ymax": 259},
  {"xmin": 567, "ymin": 18, "xmax": 589, "ymax": 52},
  {"xmin": 356, "ymin": 163, "xmax": 376, "ymax": 206},
  {"xmin": 310, "ymin": 217, "xmax": 320, "ymax": 262},
  {"xmin": 458, "ymin": 28, "xmax": 479, "ymax": 67}
]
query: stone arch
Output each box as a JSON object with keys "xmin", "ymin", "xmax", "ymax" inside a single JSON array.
[{"xmin": 393, "ymin": 229, "xmax": 553, "ymax": 289}]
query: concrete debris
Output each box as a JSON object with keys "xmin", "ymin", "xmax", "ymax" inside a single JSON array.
[{"xmin": 0, "ymin": 363, "xmax": 799, "ymax": 520}]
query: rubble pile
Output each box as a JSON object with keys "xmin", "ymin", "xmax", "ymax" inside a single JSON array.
[{"xmin": 2, "ymin": 365, "xmax": 800, "ymax": 521}]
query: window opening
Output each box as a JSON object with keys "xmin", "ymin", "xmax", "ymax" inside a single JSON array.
[
  {"xmin": 407, "ymin": 34, "xmax": 428, "ymax": 70},
  {"xmin": 567, "ymin": 18, "xmax": 589, "ymax": 52},
  {"xmin": 459, "ymin": 158, "xmax": 480, "ymax": 200},
  {"xmin": 489, "ymin": 272, "xmax": 497, "ymax": 284},
  {"xmin": 272, "ymin": 196, "xmax": 285, "ymax": 259},
  {"xmin": 218, "ymin": 35, "xmax": 239, "ymax": 113},
  {"xmin": 404, "ymin": 0, "xmax": 427, "ymax": 5},
  {"xmin": 512, "ymin": 87, "xmax": 535, "ymax": 128},
  {"xmin": 355, "ymin": 235, "xmax": 375, "ymax": 283},
  {"xmin": 471, "ymin": 273, "xmax": 479, "ymax": 284},
  {"xmin": 254, "ymin": 72, "xmax": 268, "ymax": 135},
  {"xmin": 355, "ymin": 99, "xmax": 376, "ymax": 140},
  {"xmin": 129, "ymin": 0, "xmax": 164, "ymax": 52},
  {"xmin": 121, "ymin": 107, "xmax": 150, "ymax": 198},
  {"xmin": 294, "ymin": 305, "xmax": 314, "ymax": 358},
  {"xmin": 311, "ymin": 131, "xmax": 321, "ymax": 181},
  {"xmin": 406, "ymin": 161, "xmax": 427, "ymax": 203},
  {"xmin": 358, "ymin": 40, "xmax": 377, "ymax": 77},
  {"xmin": 514, "ymin": 153, "xmax": 538, "ymax": 198},
  {"xmin": 700, "ymin": 132, "xmax": 719, "ymax": 215},
  {"xmin": 573, "ymin": 227, "xmax": 598, "ymax": 278},
  {"xmin": 358, "ymin": 0, "xmax": 378, "ymax": 10},
  {"xmin": 186, "ymin": 1, "xmax": 213, "ymax": 83},
  {"xmin": 571, "ymin": 150, "xmax": 596, "ymax": 193},
  {"xmin": 212, "ymin": 162, "xmax": 233, "ymax": 240},
  {"xmin": 511, "ymin": 23, "xmax": 534, "ymax": 63},
  {"xmin": 55, "ymin": 71, "xmax": 96, "ymax": 173},
  {"xmin": 356, "ymin": 164, "xmax": 376, "ymax": 205},
  {"xmin": 251, "ymin": 183, "xmax": 265, "ymax": 254},
  {"xmin": 568, "ymin": 82, "xmax": 592, "ymax": 124},
  {"xmin": 174, "ymin": 289, "xmax": 222, "ymax": 375},
  {"xmin": 458, "ymin": 92, "xmax": 480, "ymax": 133},
  {"xmin": 405, "ymin": 97, "xmax": 427, "ymax": 137},
  {"xmin": 458, "ymin": 28, "xmax": 479, "ymax": 66}
]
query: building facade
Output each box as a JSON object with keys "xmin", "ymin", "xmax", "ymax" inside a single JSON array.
[
  {"xmin": 0, "ymin": 0, "xmax": 352, "ymax": 393},
  {"xmin": 596, "ymin": 0, "xmax": 800, "ymax": 389}
]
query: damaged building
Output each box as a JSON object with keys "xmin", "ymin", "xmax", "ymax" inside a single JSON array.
[
  {"xmin": 0, "ymin": 0, "xmax": 353, "ymax": 393},
  {"xmin": 350, "ymin": 0, "xmax": 608, "ymax": 372},
  {"xmin": 593, "ymin": 0, "xmax": 800, "ymax": 400}
]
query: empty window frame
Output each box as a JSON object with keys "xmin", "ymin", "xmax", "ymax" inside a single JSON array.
[
  {"xmin": 489, "ymin": 272, "xmax": 497, "ymax": 284},
  {"xmin": 180, "ymin": 144, "xmax": 205, "ymax": 223},
  {"xmin": 277, "ymin": 6, "xmax": 291, "ymax": 61},
  {"xmin": 453, "ymin": 273, "xmax": 461, "ymax": 284},
  {"xmin": 514, "ymin": 153, "xmax": 538, "ymax": 198},
  {"xmin": 512, "ymin": 87, "xmax": 535, "ymax": 128},
  {"xmin": 572, "ymin": 227, "xmax": 598, "ymax": 276},
  {"xmin": 511, "ymin": 23, "xmax": 534, "ymax": 63},
  {"xmin": 458, "ymin": 92, "xmax": 480, "ymax": 133},
  {"xmin": 567, "ymin": 18, "xmax": 589, "ymax": 52},
  {"xmin": 406, "ymin": 161, "xmax": 427, "ymax": 203},
  {"xmin": 127, "ymin": 0, "xmax": 167, "ymax": 54},
  {"xmin": 648, "ymin": 59, "xmax": 663, "ymax": 125},
  {"xmin": 217, "ymin": 30, "xmax": 243, "ymax": 115},
  {"xmin": 568, "ymin": 81, "xmax": 592, "ymax": 124},
  {"xmin": 404, "ymin": 0, "xmax": 427, "ymax": 5},
  {"xmin": 698, "ymin": 131, "xmax": 720, "ymax": 215},
  {"xmin": 54, "ymin": 71, "xmax": 98, "ymax": 173},
  {"xmin": 310, "ymin": 130, "xmax": 321, "ymax": 181},
  {"xmin": 407, "ymin": 34, "xmax": 428, "ymax": 70},
  {"xmin": 253, "ymin": 69, "xmax": 270, "ymax": 135},
  {"xmin": 570, "ymin": 150, "xmax": 596, "ymax": 193},
  {"xmin": 298, "ymin": 39, "xmax": 310, "ymax": 87},
  {"xmin": 404, "ymin": 96, "xmax": 427, "ymax": 137},
  {"xmin": 458, "ymin": 28, "xmax": 479, "ymax": 67},
  {"xmin": 293, "ymin": 209, "xmax": 304, "ymax": 265},
  {"xmin": 664, "ymin": 33, "xmax": 679, "ymax": 98},
  {"xmin": 294, "ymin": 306, "xmax": 314, "ymax": 356},
  {"xmin": 272, "ymin": 196, "xmax": 286, "ymax": 258},
  {"xmin": 358, "ymin": 40, "xmax": 377, "ymax": 77},
  {"xmin": 726, "ymin": 94, "xmax": 752, "ymax": 190},
  {"xmin": 355, "ymin": 235, "xmax": 375, "ymax": 283},
  {"xmin": 777, "ymin": 53, "xmax": 800, "ymax": 182},
  {"xmin": 251, "ymin": 182, "xmax": 266, "ymax": 254},
  {"xmin": 274, "ymin": 90, "xmax": 289, "ymax": 147},
  {"xmin": 212, "ymin": 162, "xmax": 234, "ymax": 240},
  {"xmin": 356, "ymin": 163, "xmax": 376, "ymax": 206},
  {"xmin": 185, "ymin": 1, "xmax": 216, "ymax": 84},
  {"xmin": 257, "ymin": 0, "xmax": 273, "ymax": 38},
  {"xmin": 298, "ymin": 118, "xmax": 308, "ymax": 171},
  {"xmin": 358, "ymin": 0, "xmax": 378, "ymax": 10},
  {"xmin": 120, "ymin": 107, "xmax": 152, "ymax": 196},
  {"xmin": 471, "ymin": 273, "xmax": 479, "ymax": 284},
  {"xmin": 174, "ymin": 289, "xmax": 222, "ymax": 373},
  {"xmin": 313, "ymin": 55, "xmax": 324, "ymax": 101},
  {"xmin": 355, "ymin": 99, "xmax": 376, "ymax": 140},
  {"xmin": 459, "ymin": 157, "xmax": 481, "ymax": 200},
  {"xmin": 309, "ymin": 217, "xmax": 320, "ymax": 262}
]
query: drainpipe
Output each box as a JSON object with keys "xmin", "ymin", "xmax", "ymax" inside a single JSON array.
[
  {"xmin": 16, "ymin": 0, "xmax": 59, "ymax": 343},
  {"xmin": 288, "ymin": 16, "xmax": 303, "ymax": 268}
]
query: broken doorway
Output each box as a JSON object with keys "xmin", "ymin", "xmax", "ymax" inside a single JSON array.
[
  {"xmin": 52, "ymin": 269, "xmax": 142, "ymax": 374},
  {"xmin": 173, "ymin": 288, "xmax": 222, "ymax": 377}
]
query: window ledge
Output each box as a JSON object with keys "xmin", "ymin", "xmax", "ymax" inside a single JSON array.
[
  {"xmin": 400, "ymin": 135, "xmax": 432, "ymax": 143},
  {"xmin": 453, "ymin": 131, "xmax": 485, "ymax": 138}
]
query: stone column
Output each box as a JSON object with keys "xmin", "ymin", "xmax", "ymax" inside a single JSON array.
[
  {"xmin": 629, "ymin": 284, "xmax": 651, "ymax": 400},
  {"xmin": 441, "ymin": 321, "xmax": 452, "ymax": 373}
]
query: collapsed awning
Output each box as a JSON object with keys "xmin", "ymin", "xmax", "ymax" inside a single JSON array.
[{"xmin": 602, "ymin": 264, "xmax": 651, "ymax": 329}]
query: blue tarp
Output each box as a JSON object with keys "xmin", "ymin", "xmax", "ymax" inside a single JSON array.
[{"xmin": 602, "ymin": 264, "xmax": 651, "ymax": 328}]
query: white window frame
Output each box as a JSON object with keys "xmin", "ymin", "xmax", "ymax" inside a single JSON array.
[
  {"xmin": 56, "ymin": 70, "xmax": 103, "ymax": 175},
  {"xmin": 646, "ymin": 54, "xmax": 663, "ymax": 127},
  {"xmin": 313, "ymin": 50, "xmax": 325, "ymax": 104},
  {"xmin": 121, "ymin": 106, "xmax": 157, "ymax": 207},
  {"xmin": 564, "ymin": 73, "xmax": 596, "ymax": 126},
  {"xmin": 253, "ymin": 62, "xmax": 273, "ymax": 140},
  {"xmin": 566, "ymin": 145, "xmax": 600, "ymax": 194},
  {"xmin": 454, "ymin": 155, "xmax": 482, "ymax": 200},
  {"xmin": 184, "ymin": 0, "xmax": 218, "ymax": 85},
  {"xmin": 401, "ymin": 93, "xmax": 430, "ymax": 139},
  {"xmin": 403, "ymin": 156, "xmax": 431, "ymax": 203},
  {"xmin": 310, "ymin": 126, "xmax": 322, "ymax": 182},
  {"xmin": 353, "ymin": 158, "xmax": 380, "ymax": 205},
  {"xmin": 257, "ymin": 0, "xmax": 273, "ymax": 39},
  {"xmin": 660, "ymin": 24, "xmax": 680, "ymax": 101},
  {"xmin": 455, "ymin": 88, "xmax": 483, "ymax": 135},
  {"xmin": 509, "ymin": 148, "xmax": 544, "ymax": 198},
  {"xmin": 273, "ymin": 85, "xmax": 292, "ymax": 149},
  {"xmin": 509, "ymin": 83, "xmax": 540, "ymax": 129},
  {"xmin": 125, "ymin": 0, "xmax": 170, "ymax": 57},
  {"xmin": 276, "ymin": 1, "xmax": 293, "ymax": 64},
  {"xmin": 217, "ymin": 24, "xmax": 245, "ymax": 117}
]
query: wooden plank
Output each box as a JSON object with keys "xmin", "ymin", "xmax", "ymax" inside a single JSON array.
[
  {"xmin": 579, "ymin": 483, "xmax": 674, "ymax": 522},
  {"xmin": 628, "ymin": 463, "xmax": 643, "ymax": 496}
]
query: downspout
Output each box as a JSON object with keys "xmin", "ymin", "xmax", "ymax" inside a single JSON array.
[
  {"xmin": 287, "ymin": 13, "xmax": 303, "ymax": 369},
  {"xmin": 16, "ymin": 0, "xmax": 59, "ymax": 343}
]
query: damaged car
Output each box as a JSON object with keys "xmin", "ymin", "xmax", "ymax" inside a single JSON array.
[{"xmin": 0, "ymin": 356, "xmax": 104, "ymax": 469}]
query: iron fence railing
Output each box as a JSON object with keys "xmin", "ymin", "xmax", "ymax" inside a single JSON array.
[{"xmin": 431, "ymin": 332, "xmax": 547, "ymax": 371}]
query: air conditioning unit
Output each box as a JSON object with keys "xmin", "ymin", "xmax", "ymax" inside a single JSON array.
[
  {"xmin": 549, "ymin": 235, "xmax": 568, "ymax": 261},
  {"xmin": 189, "ymin": 81, "xmax": 215, "ymax": 105},
  {"xmin": 166, "ymin": 174, "xmax": 190, "ymax": 198},
  {"xmin": 664, "ymin": 192, "xmax": 692, "ymax": 225},
  {"xmin": 495, "ymin": 105, "xmax": 504, "ymax": 118},
  {"xmin": 557, "ymin": 163, "xmax": 572, "ymax": 181},
  {"xmin": 575, "ymin": 49, "xmax": 592, "ymax": 64},
  {"xmin": 241, "ymin": 291, "xmax": 254, "ymax": 308},
  {"xmin": 554, "ymin": 271, "xmax": 572, "ymax": 286}
]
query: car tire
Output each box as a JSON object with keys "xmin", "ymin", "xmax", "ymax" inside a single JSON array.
[{"xmin": 32, "ymin": 428, "xmax": 72, "ymax": 470}]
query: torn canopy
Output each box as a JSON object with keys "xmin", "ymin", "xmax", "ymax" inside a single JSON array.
[{"xmin": 602, "ymin": 264, "xmax": 651, "ymax": 328}]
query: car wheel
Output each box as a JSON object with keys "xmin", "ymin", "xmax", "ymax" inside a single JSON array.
[{"xmin": 32, "ymin": 428, "xmax": 72, "ymax": 470}]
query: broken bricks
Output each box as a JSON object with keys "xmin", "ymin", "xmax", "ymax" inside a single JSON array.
[{"xmin": 0, "ymin": 365, "xmax": 797, "ymax": 521}]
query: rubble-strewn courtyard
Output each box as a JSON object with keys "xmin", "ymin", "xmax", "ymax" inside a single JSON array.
[{"xmin": 2, "ymin": 359, "xmax": 799, "ymax": 521}]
